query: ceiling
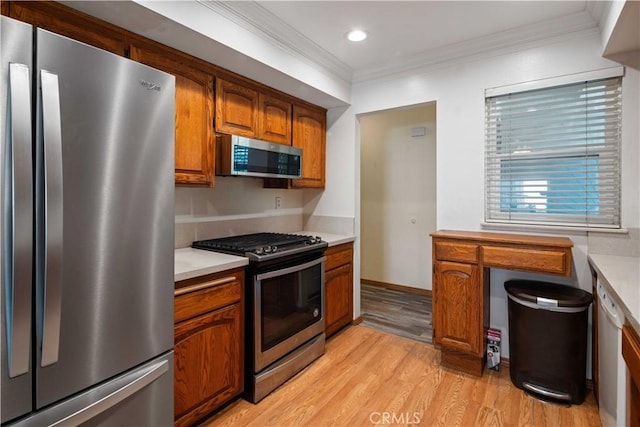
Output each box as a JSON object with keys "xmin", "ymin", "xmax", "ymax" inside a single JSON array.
[
  {"xmin": 219, "ymin": 1, "xmax": 603, "ymax": 81},
  {"xmin": 61, "ymin": 0, "xmax": 608, "ymax": 107}
]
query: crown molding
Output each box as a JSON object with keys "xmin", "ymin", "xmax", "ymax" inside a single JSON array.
[
  {"xmin": 198, "ymin": 0, "xmax": 353, "ymax": 84},
  {"xmin": 352, "ymin": 11, "xmax": 600, "ymax": 83},
  {"xmin": 196, "ymin": 3, "xmax": 600, "ymax": 87}
]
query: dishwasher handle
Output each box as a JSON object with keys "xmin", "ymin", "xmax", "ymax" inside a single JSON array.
[{"xmin": 597, "ymin": 282, "xmax": 623, "ymax": 329}]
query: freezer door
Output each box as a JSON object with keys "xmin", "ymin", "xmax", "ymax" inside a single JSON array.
[
  {"xmin": 7, "ymin": 351, "xmax": 174, "ymax": 427},
  {"xmin": 34, "ymin": 29, "xmax": 175, "ymax": 409},
  {"xmin": 1, "ymin": 16, "xmax": 34, "ymax": 424}
]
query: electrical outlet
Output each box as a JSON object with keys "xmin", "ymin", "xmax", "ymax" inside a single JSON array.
[{"xmin": 275, "ymin": 196, "xmax": 281, "ymax": 209}]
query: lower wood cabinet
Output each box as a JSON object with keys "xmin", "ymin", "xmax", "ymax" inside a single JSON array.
[
  {"xmin": 622, "ymin": 323, "xmax": 640, "ymax": 427},
  {"xmin": 325, "ymin": 243, "xmax": 354, "ymax": 337},
  {"xmin": 174, "ymin": 268, "xmax": 244, "ymax": 427},
  {"xmin": 430, "ymin": 230, "xmax": 573, "ymax": 377},
  {"xmin": 433, "ymin": 260, "xmax": 483, "ymax": 364}
]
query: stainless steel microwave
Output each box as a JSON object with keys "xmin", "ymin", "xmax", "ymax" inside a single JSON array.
[{"xmin": 216, "ymin": 134, "xmax": 302, "ymax": 179}]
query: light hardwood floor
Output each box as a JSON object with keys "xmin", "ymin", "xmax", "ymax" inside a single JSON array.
[{"xmin": 203, "ymin": 326, "xmax": 601, "ymax": 427}]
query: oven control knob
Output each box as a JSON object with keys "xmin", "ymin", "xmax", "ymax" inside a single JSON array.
[
  {"xmin": 264, "ymin": 246, "xmax": 273, "ymax": 254},
  {"xmin": 272, "ymin": 245, "xmax": 278, "ymax": 252},
  {"xmin": 255, "ymin": 247, "xmax": 264, "ymax": 255}
]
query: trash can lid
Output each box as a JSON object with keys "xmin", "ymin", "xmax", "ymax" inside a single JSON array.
[{"xmin": 504, "ymin": 280, "xmax": 592, "ymax": 308}]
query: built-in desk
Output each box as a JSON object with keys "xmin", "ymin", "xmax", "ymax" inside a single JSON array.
[{"xmin": 430, "ymin": 230, "xmax": 574, "ymax": 376}]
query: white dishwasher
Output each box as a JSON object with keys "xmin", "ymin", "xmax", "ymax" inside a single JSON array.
[{"xmin": 597, "ymin": 281, "xmax": 627, "ymax": 427}]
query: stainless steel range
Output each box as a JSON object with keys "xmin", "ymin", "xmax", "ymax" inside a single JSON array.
[{"xmin": 192, "ymin": 232, "xmax": 327, "ymax": 403}]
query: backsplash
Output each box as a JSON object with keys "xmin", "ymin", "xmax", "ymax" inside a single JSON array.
[
  {"xmin": 303, "ymin": 214, "xmax": 355, "ymax": 236},
  {"xmin": 588, "ymin": 227, "xmax": 640, "ymax": 257},
  {"xmin": 175, "ymin": 177, "xmax": 303, "ymax": 248},
  {"xmin": 174, "ymin": 177, "xmax": 355, "ymax": 248}
]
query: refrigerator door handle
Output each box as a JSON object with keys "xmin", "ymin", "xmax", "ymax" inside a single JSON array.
[
  {"xmin": 4, "ymin": 63, "xmax": 33, "ymax": 378},
  {"xmin": 50, "ymin": 359, "xmax": 169, "ymax": 427},
  {"xmin": 40, "ymin": 70, "xmax": 64, "ymax": 367}
]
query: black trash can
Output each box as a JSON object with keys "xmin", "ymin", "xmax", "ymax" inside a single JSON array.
[{"xmin": 505, "ymin": 280, "xmax": 592, "ymax": 404}]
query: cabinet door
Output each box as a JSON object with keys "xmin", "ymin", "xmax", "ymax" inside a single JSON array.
[
  {"xmin": 258, "ymin": 93, "xmax": 291, "ymax": 144},
  {"xmin": 174, "ymin": 303, "xmax": 243, "ymax": 427},
  {"xmin": 215, "ymin": 78, "xmax": 259, "ymax": 137},
  {"xmin": 433, "ymin": 261, "xmax": 482, "ymax": 356},
  {"xmin": 292, "ymin": 105, "xmax": 326, "ymax": 188},
  {"xmin": 622, "ymin": 324, "xmax": 640, "ymax": 427},
  {"xmin": 130, "ymin": 44, "xmax": 215, "ymax": 187},
  {"xmin": 325, "ymin": 263, "xmax": 353, "ymax": 337}
]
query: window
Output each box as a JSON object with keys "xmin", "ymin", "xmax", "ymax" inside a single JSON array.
[{"xmin": 485, "ymin": 76, "xmax": 622, "ymax": 228}]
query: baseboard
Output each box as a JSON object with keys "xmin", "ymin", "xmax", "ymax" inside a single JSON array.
[
  {"xmin": 500, "ymin": 357, "xmax": 510, "ymax": 368},
  {"xmin": 361, "ymin": 279, "xmax": 432, "ymax": 298},
  {"xmin": 352, "ymin": 316, "xmax": 363, "ymax": 326}
]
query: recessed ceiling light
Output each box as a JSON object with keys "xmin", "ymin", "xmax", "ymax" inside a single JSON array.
[{"xmin": 347, "ymin": 30, "xmax": 367, "ymax": 42}]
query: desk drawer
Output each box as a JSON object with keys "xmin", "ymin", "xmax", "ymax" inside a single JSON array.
[
  {"xmin": 483, "ymin": 246, "xmax": 568, "ymax": 275},
  {"xmin": 435, "ymin": 241, "xmax": 479, "ymax": 264}
]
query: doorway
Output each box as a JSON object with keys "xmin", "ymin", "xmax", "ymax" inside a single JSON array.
[{"xmin": 358, "ymin": 102, "xmax": 436, "ymax": 342}]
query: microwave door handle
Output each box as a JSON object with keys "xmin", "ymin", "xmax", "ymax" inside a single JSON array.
[
  {"xmin": 4, "ymin": 63, "xmax": 33, "ymax": 377},
  {"xmin": 40, "ymin": 70, "xmax": 63, "ymax": 367}
]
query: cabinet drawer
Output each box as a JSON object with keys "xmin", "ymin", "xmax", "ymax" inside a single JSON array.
[
  {"xmin": 435, "ymin": 241, "xmax": 478, "ymax": 264},
  {"xmin": 483, "ymin": 246, "xmax": 568, "ymax": 275},
  {"xmin": 325, "ymin": 243, "xmax": 353, "ymax": 271},
  {"xmin": 175, "ymin": 273, "xmax": 243, "ymax": 323}
]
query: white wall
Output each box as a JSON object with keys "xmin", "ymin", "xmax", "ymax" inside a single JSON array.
[
  {"xmin": 316, "ymin": 31, "xmax": 640, "ymax": 363},
  {"xmin": 360, "ymin": 104, "xmax": 437, "ymax": 290}
]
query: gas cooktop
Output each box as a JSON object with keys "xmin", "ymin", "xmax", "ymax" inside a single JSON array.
[{"xmin": 192, "ymin": 232, "xmax": 327, "ymax": 262}]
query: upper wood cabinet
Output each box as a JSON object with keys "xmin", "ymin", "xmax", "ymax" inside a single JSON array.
[
  {"xmin": 5, "ymin": 1, "xmax": 125, "ymax": 55},
  {"xmin": 292, "ymin": 105, "xmax": 326, "ymax": 188},
  {"xmin": 216, "ymin": 78, "xmax": 292, "ymax": 145},
  {"xmin": 258, "ymin": 94, "xmax": 292, "ymax": 145},
  {"xmin": 215, "ymin": 79, "xmax": 259, "ymax": 138},
  {"xmin": 130, "ymin": 42, "xmax": 215, "ymax": 187},
  {"xmin": 3, "ymin": 1, "xmax": 327, "ymax": 188}
]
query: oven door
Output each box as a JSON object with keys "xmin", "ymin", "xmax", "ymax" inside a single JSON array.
[{"xmin": 254, "ymin": 255, "xmax": 325, "ymax": 372}]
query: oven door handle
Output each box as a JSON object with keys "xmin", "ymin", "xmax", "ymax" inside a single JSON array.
[{"xmin": 256, "ymin": 256, "xmax": 326, "ymax": 281}]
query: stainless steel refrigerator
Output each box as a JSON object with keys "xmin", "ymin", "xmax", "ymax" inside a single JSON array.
[{"xmin": 1, "ymin": 16, "xmax": 175, "ymax": 426}]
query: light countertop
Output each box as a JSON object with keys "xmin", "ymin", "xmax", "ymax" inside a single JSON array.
[
  {"xmin": 588, "ymin": 253, "xmax": 640, "ymax": 335},
  {"xmin": 175, "ymin": 232, "xmax": 355, "ymax": 282},
  {"xmin": 175, "ymin": 248, "xmax": 248, "ymax": 282}
]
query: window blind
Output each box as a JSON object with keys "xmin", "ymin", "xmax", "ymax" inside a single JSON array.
[{"xmin": 485, "ymin": 77, "xmax": 622, "ymax": 228}]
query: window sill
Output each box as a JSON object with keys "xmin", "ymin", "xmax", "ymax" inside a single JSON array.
[{"xmin": 481, "ymin": 222, "xmax": 629, "ymax": 235}]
